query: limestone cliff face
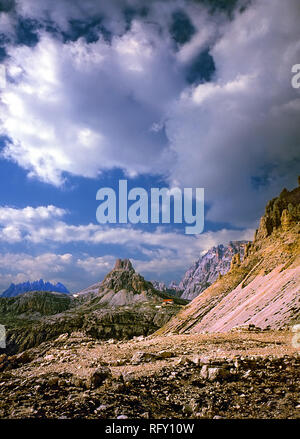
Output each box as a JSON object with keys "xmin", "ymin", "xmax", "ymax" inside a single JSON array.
[
  {"xmin": 255, "ymin": 186, "xmax": 300, "ymax": 240},
  {"xmin": 151, "ymin": 281, "xmax": 184, "ymax": 298},
  {"xmin": 180, "ymin": 242, "xmax": 247, "ymax": 301},
  {"xmin": 151, "ymin": 281, "xmax": 167, "ymax": 292},
  {"xmin": 157, "ymin": 182, "xmax": 300, "ymax": 335}
]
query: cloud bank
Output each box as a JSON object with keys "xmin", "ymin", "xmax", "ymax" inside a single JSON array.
[
  {"xmin": 167, "ymin": 0, "xmax": 300, "ymax": 225},
  {"xmin": 1, "ymin": 0, "xmax": 299, "ymax": 228}
]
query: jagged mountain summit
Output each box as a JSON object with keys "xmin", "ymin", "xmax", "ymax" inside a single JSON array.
[
  {"xmin": 168, "ymin": 281, "xmax": 182, "ymax": 293},
  {"xmin": 152, "ymin": 242, "xmax": 247, "ymax": 301},
  {"xmin": 151, "ymin": 281, "xmax": 167, "ymax": 292},
  {"xmin": 77, "ymin": 259, "xmax": 185, "ymax": 301},
  {"xmin": 180, "ymin": 241, "xmax": 247, "ymax": 301},
  {"xmin": 77, "ymin": 258, "xmax": 159, "ymax": 305},
  {"xmin": 151, "ymin": 281, "xmax": 183, "ymax": 298},
  {"xmin": 157, "ymin": 181, "xmax": 300, "ymax": 335},
  {"xmin": 99, "ymin": 258, "xmax": 153, "ymax": 304},
  {"xmin": 75, "ymin": 259, "xmax": 142, "ymax": 297},
  {"xmin": 1, "ymin": 279, "xmax": 70, "ymax": 298}
]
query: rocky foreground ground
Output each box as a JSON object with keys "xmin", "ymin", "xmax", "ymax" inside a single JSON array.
[{"xmin": 0, "ymin": 330, "xmax": 299, "ymax": 419}]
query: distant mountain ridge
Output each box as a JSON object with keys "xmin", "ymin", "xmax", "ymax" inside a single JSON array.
[
  {"xmin": 151, "ymin": 281, "xmax": 168, "ymax": 292},
  {"xmin": 151, "ymin": 242, "xmax": 247, "ymax": 301},
  {"xmin": 1, "ymin": 279, "xmax": 70, "ymax": 297},
  {"xmin": 151, "ymin": 281, "xmax": 183, "ymax": 298},
  {"xmin": 180, "ymin": 241, "xmax": 247, "ymax": 301}
]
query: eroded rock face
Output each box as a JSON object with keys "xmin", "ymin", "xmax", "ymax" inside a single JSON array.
[
  {"xmin": 255, "ymin": 185, "xmax": 300, "ymax": 240},
  {"xmin": 281, "ymin": 209, "xmax": 294, "ymax": 231},
  {"xmin": 100, "ymin": 259, "xmax": 152, "ymax": 296},
  {"xmin": 0, "ymin": 291, "xmax": 73, "ymax": 317},
  {"xmin": 180, "ymin": 241, "xmax": 247, "ymax": 301},
  {"xmin": 158, "ymin": 183, "xmax": 300, "ymax": 335},
  {"xmin": 230, "ymin": 253, "xmax": 241, "ymax": 270}
]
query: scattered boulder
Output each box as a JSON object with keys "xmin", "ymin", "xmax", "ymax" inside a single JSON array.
[
  {"xmin": 175, "ymin": 357, "xmax": 193, "ymax": 366},
  {"xmin": 191, "ymin": 355, "xmax": 202, "ymax": 366},
  {"xmin": 0, "ymin": 342, "xmax": 299, "ymax": 419},
  {"xmin": 133, "ymin": 335, "xmax": 145, "ymax": 342},
  {"xmin": 87, "ymin": 366, "xmax": 112, "ymax": 389},
  {"xmin": 0, "ymin": 350, "xmax": 34, "ymax": 372},
  {"xmin": 0, "ymin": 354, "xmax": 7, "ymax": 365},
  {"xmin": 200, "ymin": 365, "xmax": 231, "ymax": 382},
  {"xmin": 121, "ymin": 371, "xmax": 135, "ymax": 383},
  {"xmin": 157, "ymin": 350, "xmax": 174, "ymax": 359},
  {"xmin": 48, "ymin": 376, "xmax": 59, "ymax": 388},
  {"xmin": 72, "ymin": 376, "xmax": 86, "ymax": 388},
  {"xmin": 131, "ymin": 351, "xmax": 158, "ymax": 364},
  {"xmin": 231, "ymin": 324, "xmax": 262, "ymax": 332},
  {"xmin": 182, "ymin": 404, "xmax": 194, "ymax": 415},
  {"xmin": 95, "ymin": 405, "xmax": 108, "ymax": 413},
  {"xmin": 13, "ymin": 351, "xmax": 33, "ymax": 364}
]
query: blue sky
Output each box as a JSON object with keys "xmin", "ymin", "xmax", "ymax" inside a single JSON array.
[{"xmin": 0, "ymin": 0, "xmax": 299, "ymax": 292}]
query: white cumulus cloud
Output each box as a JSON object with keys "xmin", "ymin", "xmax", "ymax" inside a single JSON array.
[
  {"xmin": 0, "ymin": 0, "xmax": 298, "ymax": 229},
  {"xmin": 1, "ymin": 22, "xmax": 182, "ymax": 185}
]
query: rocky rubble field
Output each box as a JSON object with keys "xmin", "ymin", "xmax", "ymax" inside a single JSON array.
[{"xmin": 0, "ymin": 331, "xmax": 299, "ymax": 419}]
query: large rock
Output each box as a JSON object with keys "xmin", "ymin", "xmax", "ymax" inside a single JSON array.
[
  {"xmin": 87, "ymin": 366, "xmax": 112, "ymax": 388},
  {"xmin": 200, "ymin": 365, "xmax": 231, "ymax": 381},
  {"xmin": 131, "ymin": 351, "xmax": 158, "ymax": 364}
]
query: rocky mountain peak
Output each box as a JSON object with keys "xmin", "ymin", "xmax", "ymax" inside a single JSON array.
[
  {"xmin": 151, "ymin": 281, "xmax": 167, "ymax": 292},
  {"xmin": 230, "ymin": 252, "xmax": 241, "ymax": 270},
  {"xmin": 179, "ymin": 241, "xmax": 247, "ymax": 301},
  {"xmin": 255, "ymin": 181, "xmax": 300, "ymax": 241},
  {"xmin": 100, "ymin": 259, "xmax": 151, "ymax": 295},
  {"xmin": 113, "ymin": 258, "xmax": 134, "ymax": 271}
]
